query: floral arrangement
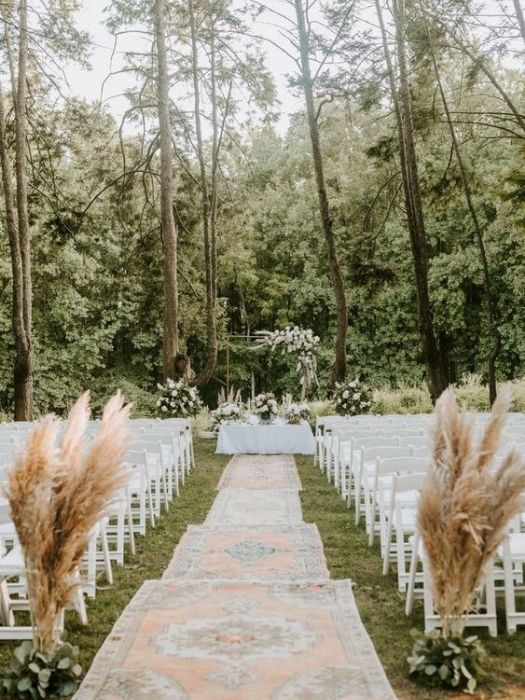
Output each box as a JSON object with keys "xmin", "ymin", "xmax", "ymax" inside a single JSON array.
[
  {"xmin": 256, "ymin": 327, "xmax": 320, "ymax": 399},
  {"xmin": 210, "ymin": 402, "xmax": 242, "ymax": 430},
  {"xmin": 252, "ymin": 392, "xmax": 279, "ymax": 423},
  {"xmin": 156, "ymin": 378, "xmax": 202, "ymax": 417},
  {"xmin": 333, "ymin": 378, "xmax": 372, "ymax": 416},
  {"xmin": 285, "ymin": 401, "xmax": 310, "ymax": 425},
  {"xmin": 407, "ymin": 630, "xmax": 485, "ymax": 694}
]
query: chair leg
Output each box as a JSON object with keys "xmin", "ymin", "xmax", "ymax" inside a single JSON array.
[
  {"xmin": 100, "ymin": 523, "xmax": 113, "ymax": 585},
  {"xmin": 126, "ymin": 499, "xmax": 136, "ymax": 555}
]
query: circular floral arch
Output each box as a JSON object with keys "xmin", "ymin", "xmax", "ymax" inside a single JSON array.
[{"xmin": 256, "ymin": 326, "xmax": 320, "ymax": 399}]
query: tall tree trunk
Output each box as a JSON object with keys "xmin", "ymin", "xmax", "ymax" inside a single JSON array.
[
  {"xmin": 0, "ymin": 76, "xmax": 32, "ymax": 420},
  {"xmin": 4, "ymin": 0, "xmax": 33, "ymax": 420},
  {"xmin": 155, "ymin": 0, "xmax": 179, "ymax": 378},
  {"xmin": 375, "ymin": 0, "xmax": 448, "ymax": 402},
  {"xmin": 293, "ymin": 0, "xmax": 348, "ymax": 384},
  {"xmin": 191, "ymin": 0, "xmax": 218, "ymax": 386},
  {"xmin": 426, "ymin": 21, "xmax": 500, "ymax": 403}
]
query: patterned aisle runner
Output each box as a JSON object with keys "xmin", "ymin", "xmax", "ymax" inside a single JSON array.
[{"xmin": 75, "ymin": 454, "xmax": 397, "ymax": 700}]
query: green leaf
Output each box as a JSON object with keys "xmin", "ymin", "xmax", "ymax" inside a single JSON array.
[
  {"xmin": 58, "ymin": 679, "xmax": 78, "ymax": 696},
  {"xmin": 467, "ymin": 677, "xmax": 477, "ymax": 694},
  {"xmin": 17, "ymin": 676, "xmax": 33, "ymax": 691},
  {"xmin": 424, "ymin": 664, "xmax": 437, "ymax": 675},
  {"xmin": 438, "ymin": 664, "xmax": 449, "ymax": 680},
  {"xmin": 39, "ymin": 668, "xmax": 52, "ymax": 684},
  {"xmin": 57, "ymin": 657, "xmax": 71, "ymax": 670}
]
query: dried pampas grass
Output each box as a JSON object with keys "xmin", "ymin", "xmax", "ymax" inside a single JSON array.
[
  {"xmin": 418, "ymin": 386, "xmax": 525, "ymax": 637},
  {"xmin": 7, "ymin": 392, "xmax": 131, "ymax": 653}
]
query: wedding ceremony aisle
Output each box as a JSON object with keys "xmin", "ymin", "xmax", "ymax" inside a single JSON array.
[{"xmin": 75, "ymin": 454, "xmax": 396, "ymax": 699}]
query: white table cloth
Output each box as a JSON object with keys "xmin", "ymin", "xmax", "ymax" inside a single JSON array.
[{"xmin": 216, "ymin": 422, "xmax": 316, "ymax": 455}]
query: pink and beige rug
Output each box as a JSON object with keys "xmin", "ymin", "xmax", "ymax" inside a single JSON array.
[
  {"xmin": 205, "ymin": 488, "xmax": 303, "ymax": 528},
  {"xmin": 162, "ymin": 524, "xmax": 329, "ymax": 581},
  {"xmin": 75, "ymin": 579, "xmax": 396, "ymax": 700},
  {"xmin": 75, "ymin": 453, "xmax": 397, "ymax": 699},
  {"xmin": 217, "ymin": 454, "xmax": 302, "ymax": 491}
]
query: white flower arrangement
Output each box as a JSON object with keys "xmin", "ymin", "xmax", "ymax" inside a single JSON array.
[
  {"xmin": 210, "ymin": 401, "xmax": 242, "ymax": 430},
  {"xmin": 255, "ymin": 326, "xmax": 320, "ymax": 398},
  {"xmin": 252, "ymin": 392, "xmax": 279, "ymax": 423},
  {"xmin": 156, "ymin": 378, "xmax": 202, "ymax": 417},
  {"xmin": 285, "ymin": 401, "xmax": 310, "ymax": 425},
  {"xmin": 333, "ymin": 378, "xmax": 372, "ymax": 416},
  {"xmin": 256, "ymin": 326, "xmax": 320, "ymax": 356}
]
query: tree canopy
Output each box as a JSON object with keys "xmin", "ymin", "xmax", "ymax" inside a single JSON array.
[{"xmin": 0, "ymin": 0, "xmax": 523, "ymax": 416}]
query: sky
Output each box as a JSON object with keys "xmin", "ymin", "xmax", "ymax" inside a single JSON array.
[
  {"xmin": 63, "ymin": 0, "xmax": 518, "ymax": 133},
  {"xmin": 66, "ymin": 0, "xmax": 308, "ymax": 131}
]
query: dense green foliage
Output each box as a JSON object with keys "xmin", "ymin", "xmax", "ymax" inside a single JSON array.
[{"xmin": 0, "ymin": 2, "xmax": 523, "ymax": 415}]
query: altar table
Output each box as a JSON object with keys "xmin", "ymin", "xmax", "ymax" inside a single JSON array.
[{"xmin": 216, "ymin": 422, "xmax": 316, "ymax": 455}]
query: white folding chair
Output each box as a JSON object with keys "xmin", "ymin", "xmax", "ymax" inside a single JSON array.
[
  {"xmin": 368, "ymin": 456, "xmax": 428, "ymax": 547},
  {"xmin": 382, "ymin": 472, "xmax": 426, "ymax": 591}
]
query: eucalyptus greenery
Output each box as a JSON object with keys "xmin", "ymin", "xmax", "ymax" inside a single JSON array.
[
  {"xmin": 2, "ymin": 641, "xmax": 82, "ymax": 699},
  {"xmin": 407, "ymin": 629, "xmax": 486, "ymax": 695}
]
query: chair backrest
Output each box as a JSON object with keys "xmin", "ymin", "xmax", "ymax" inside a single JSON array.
[
  {"xmin": 376, "ymin": 456, "xmax": 429, "ymax": 478},
  {"xmin": 411, "ymin": 446, "xmax": 430, "ymax": 460},
  {"xmin": 355, "ymin": 437, "xmax": 400, "ymax": 452},
  {"xmin": 388, "ymin": 429, "xmax": 424, "ymax": 439},
  {"xmin": 392, "ymin": 472, "xmax": 427, "ymax": 495},
  {"xmin": 124, "ymin": 449, "xmax": 147, "ymax": 467},
  {"xmin": 334, "ymin": 428, "xmax": 374, "ymax": 443},
  {"xmin": 362, "ymin": 445, "xmax": 411, "ymax": 464},
  {"xmin": 514, "ymin": 442, "xmax": 525, "ymax": 455},
  {"xmin": 406, "ymin": 436, "xmax": 428, "ymax": 448}
]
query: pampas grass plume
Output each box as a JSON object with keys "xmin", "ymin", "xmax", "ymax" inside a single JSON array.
[{"xmin": 7, "ymin": 392, "xmax": 131, "ymax": 652}]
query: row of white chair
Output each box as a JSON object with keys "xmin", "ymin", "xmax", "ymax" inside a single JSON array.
[
  {"xmin": 315, "ymin": 414, "xmax": 525, "ymax": 638},
  {"xmin": 0, "ymin": 417, "xmax": 195, "ymax": 641}
]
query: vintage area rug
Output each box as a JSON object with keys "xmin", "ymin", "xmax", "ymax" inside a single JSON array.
[
  {"xmin": 75, "ymin": 579, "xmax": 396, "ymax": 700},
  {"xmin": 205, "ymin": 488, "xmax": 303, "ymax": 528},
  {"xmin": 162, "ymin": 524, "xmax": 329, "ymax": 581},
  {"xmin": 216, "ymin": 454, "xmax": 302, "ymax": 491},
  {"xmin": 75, "ymin": 453, "xmax": 397, "ymax": 699}
]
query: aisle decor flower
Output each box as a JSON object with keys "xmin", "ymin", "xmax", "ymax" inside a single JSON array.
[
  {"xmin": 156, "ymin": 378, "xmax": 202, "ymax": 417},
  {"xmin": 3, "ymin": 392, "xmax": 131, "ymax": 699},
  {"xmin": 255, "ymin": 327, "xmax": 320, "ymax": 399},
  {"xmin": 285, "ymin": 401, "xmax": 310, "ymax": 425},
  {"xmin": 407, "ymin": 386, "xmax": 525, "ymax": 694},
  {"xmin": 210, "ymin": 402, "xmax": 242, "ymax": 430},
  {"xmin": 333, "ymin": 378, "xmax": 371, "ymax": 416},
  {"xmin": 252, "ymin": 392, "xmax": 279, "ymax": 423},
  {"xmin": 210, "ymin": 387, "xmax": 243, "ymax": 431}
]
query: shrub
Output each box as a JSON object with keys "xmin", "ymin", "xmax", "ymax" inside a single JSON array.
[
  {"xmin": 2, "ymin": 641, "xmax": 83, "ymax": 698},
  {"xmin": 407, "ymin": 630, "xmax": 485, "ymax": 694}
]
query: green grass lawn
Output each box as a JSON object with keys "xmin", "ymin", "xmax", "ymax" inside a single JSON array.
[
  {"xmin": 296, "ymin": 455, "xmax": 525, "ymax": 700},
  {"xmin": 0, "ymin": 438, "xmax": 228, "ymax": 680}
]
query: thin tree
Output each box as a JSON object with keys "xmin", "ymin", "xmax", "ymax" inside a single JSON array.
[
  {"xmin": 189, "ymin": 0, "xmax": 218, "ymax": 386},
  {"xmin": 424, "ymin": 15, "xmax": 501, "ymax": 403},
  {"xmin": 155, "ymin": 0, "xmax": 179, "ymax": 378},
  {"xmin": 293, "ymin": 0, "xmax": 348, "ymax": 383},
  {"xmin": 374, "ymin": 0, "xmax": 448, "ymax": 401},
  {"xmin": 0, "ymin": 1, "xmax": 33, "ymax": 419}
]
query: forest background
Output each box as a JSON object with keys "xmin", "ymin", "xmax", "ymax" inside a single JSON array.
[{"xmin": 0, "ymin": 0, "xmax": 523, "ymax": 417}]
